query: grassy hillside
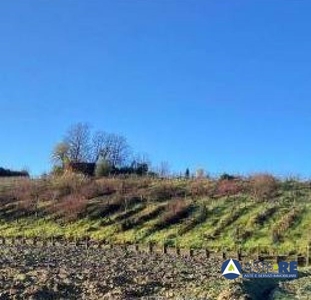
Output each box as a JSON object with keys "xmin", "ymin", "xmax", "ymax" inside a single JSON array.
[{"xmin": 0, "ymin": 174, "xmax": 310, "ymax": 254}]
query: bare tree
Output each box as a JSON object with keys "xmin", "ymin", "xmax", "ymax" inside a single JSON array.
[
  {"xmin": 130, "ymin": 152, "xmax": 151, "ymax": 176},
  {"xmin": 132, "ymin": 152, "xmax": 151, "ymax": 167},
  {"xmin": 104, "ymin": 134, "xmax": 130, "ymax": 167},
  {"xmin": 51, "ymin": 124, "xmax": 132, "ymax": 173},
  {"xmin": 158, "ymin": 161, "xmax": 170, "ymax": 178},
  {"xmin": 91, "ymin": 131, "xmax": 108, "ymax": 162},
  {"xmin": 64, "ymin": 123, "xmax": 92, "ymax": 162},
  {"xmin": 92, "ymin": 131, "xmax": 130, "ymax": 167}
]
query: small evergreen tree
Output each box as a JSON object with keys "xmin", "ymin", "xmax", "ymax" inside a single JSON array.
[{"xmin": 185, "ymin": 168, "xmax": 190, "ymax": 179}]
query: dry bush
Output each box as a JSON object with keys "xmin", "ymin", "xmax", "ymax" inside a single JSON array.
[
  {"xmin": 96, "ymin": 178, "xmax": 121, "ymax": 195},
  {"xmin": 117, "ymin": 180, "xmax": 140, "ymax": 198},
  {"xmin": 157, "ymin": 199, "xmax": 192, "ymax": 228},
  {"xmin": 0, "ymin": 178, "xmax": 25, "ymax": 200},
  {"xmin": 79, "ymin": 181, "xmax": 104, "ymax": 199},
  {"xmin": 189, "ymin": 179, "xmax": 215, "ymax": 198},
  {"xmin": 249, "ymin": 174, "xmax": 279, "ymax": 201},
  {"xmin": 13, "ymin": 179, "xmax": 36, "ymax": 212},
  {"xmin": 118, "ymin": 176, "xmax": 152, "ymax": 190},
  {"xmin": 147, "ymin": 181, "xmax": 187, "ymax": 202},
  {"xmin": 215, "ymin": 179, "xmax": 244, "ymax": 197},
  {"xmin": 51, "ymin": 173, "xmax": 89, "ymax": 197},
  {"xmin": 135, "ymin": 176, "xmax": 153, "ymax": 188},
  {"xmin": 87, "ymin": 194, "xmax": 125, "ymax": 219},
  {"xmin": 13, "ymin": 179, "xmax": 49, "ymax": 214},
  {"xmin": 55, "ymin": 194, "xmax": 88, "ymax": 221}
]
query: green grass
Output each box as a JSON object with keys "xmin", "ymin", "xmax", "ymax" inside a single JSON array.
[{"xmin": 0, "ymin": 176, "xmax": 310, "ymax": 254}]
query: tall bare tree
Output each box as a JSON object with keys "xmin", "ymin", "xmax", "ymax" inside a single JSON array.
[
  {"xmin": 104, "ymin": 134, "xmax": 130, "ymax": 167},
  {"xmin": 92, "ymin": 131, "xmax": 130, "ymax": 167},
  {"xmin": 64, "ymin": 123, "xmax": 91, "ymax": 162},
  {"xmin": 51, "ymin": 124, "xmax": 132, "ymax": 173},
  {"xmin": 91, "ymin": 131, "xmax": 108, "ymax": 162}
]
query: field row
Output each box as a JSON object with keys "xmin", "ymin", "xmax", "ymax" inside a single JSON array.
[{"xmin": 0, "ymin": 197, "xmax": 309, "ymax": 253}]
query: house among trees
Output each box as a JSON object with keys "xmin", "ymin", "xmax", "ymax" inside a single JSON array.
[
  {"xmin": 52, "ymin": 123, "xmax": 151, "ymax": 177},
  {"xmin": 65, "ymin": 162, "xmax": 96, "ymax": 176}
]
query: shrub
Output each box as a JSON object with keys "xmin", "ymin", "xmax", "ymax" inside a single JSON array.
[
  {"xmin": 79, "ymin": 181, "xmax": 103, "ymax": 199},
  {"xmin": 147, "ymin": 182, "xmax": 187, "ymax": 201},
  {"xmin": 13, "ymin": 179, "xmax": 48, "ymax": 215},
  {"xmin": 281, "ymin": 177, "xmax": 302, "ymax": 192},
  {"xmin": 219, "ymin": 173, "xmax": 236, "ymax": 181},
  {"xmin": 96, "ymin": 178, "xmax": 120, "ymax": 195},
  {"xmin": 95, "ymin": 160, "xmax": 111, "ymax": 177},
  {"xmin": 88, "ymin": 195, "xmax": 124, "ymax": 219},
  {"xmin": 117, "ymin": 179, "xmax": 140, "ymax": 196},
  {"xmin": 249, "ymin": 174, "xmax": 278, "ymax": 201},
  {"xmin": 51, "ymin": 165, "xmax": 64, "ymax": 176},
  {"xmin": 56, "ymin": 194, "xmax": 87, "ymax": 221},
  {"xmin": 156, "ymin": 199, "xmax": 192, "ymax": 229},
  {"xmin": 215, "ymin": 179, "xmax": 244, "ymax": 197},
  {"xmin": 51, "ymin": 173, "xmax": 89, "ymax": 197},
  {"xmin": 189, "ymin": 179, "xmax": 214, "ymax": 198}
]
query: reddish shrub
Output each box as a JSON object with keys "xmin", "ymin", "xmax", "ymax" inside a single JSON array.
[
  {"xmin": 215, "ymin": 179, "xmax": 244, "ymax": 197},
  {"xmin": 13, "ymin": 179, "xmax": 47, "ymax": 214},
  {"xmin": 55, "ymin": 194, "xmax": 87, "ymax": 221},
  {"xmin": 96, "ymin": 178, "xmax": 120, "ymax": 195},
  {"xmin": 189, "ymin": 180, "xmax": 214, "ymax": 198},
  {"xmin": 249, "ymin": 174, "xmax": 278, "ymax": 201},
  {"xmin": 79, "ymin": 181, "xmax": 103, "ymax": 199}
]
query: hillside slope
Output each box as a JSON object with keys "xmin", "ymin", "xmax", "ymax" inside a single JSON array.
[{"xmin": 0, "ymin": 174, "xmax": 310, "ymax": 254}]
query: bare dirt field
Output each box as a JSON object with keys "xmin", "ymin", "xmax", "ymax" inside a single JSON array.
[
  {"xmin": 0, "ymin": 243, "xmax": 310, "ymax": 300},
  {"xmin": 0, "ymin": 243, "xmax": 227, "ymax": 300}
]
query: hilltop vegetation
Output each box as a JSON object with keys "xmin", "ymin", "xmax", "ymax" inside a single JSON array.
[
  {"xmin": 0, "ymin": 173, "xmax": 310, "ymax": 254},
  {"xmin": 0, "ymin": 167, "xmax": 29, "ymax": 177}
]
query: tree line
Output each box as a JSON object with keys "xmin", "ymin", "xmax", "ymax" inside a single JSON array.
[
  {"xmin": 0, "ymin": 167, "xmax": 29, "ymax": 177},
  {"xmin": 51, "ymin": 123, "xmax": 151, "ymax": 177}
]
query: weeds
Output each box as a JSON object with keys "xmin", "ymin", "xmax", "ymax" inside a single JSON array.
[{"xmin": 249, "ymin": 174, "xmax": 279, "ymax": 201}]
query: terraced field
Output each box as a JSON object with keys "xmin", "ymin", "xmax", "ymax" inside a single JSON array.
[{"xmin": 0, "ymin": 176, "xmax": 310, "ymax": 254}]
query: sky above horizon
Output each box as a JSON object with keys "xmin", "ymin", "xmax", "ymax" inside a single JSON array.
[{"xmin": 1, "ymin": 1, "xmax": 311, "ymax": 177}]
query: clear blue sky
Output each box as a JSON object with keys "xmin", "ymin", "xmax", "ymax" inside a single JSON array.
[{"xmin": 1, "ymin": 1, "xmax": 311, "ymax": 177}]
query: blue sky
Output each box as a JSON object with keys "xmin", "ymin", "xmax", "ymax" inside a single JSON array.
[{"xmin": 1, "ymin": 1, "xmax": 311, "ymax": 177}]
